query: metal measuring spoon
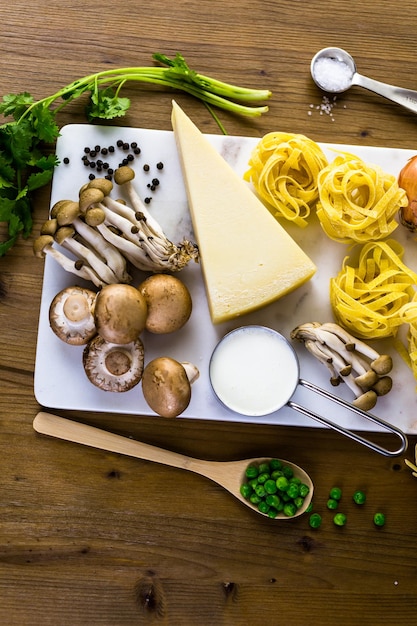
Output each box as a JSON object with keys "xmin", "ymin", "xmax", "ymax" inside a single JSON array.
[
  {"xmin": 311, "ymin": 47, "xmax": 417, "ymax": 114},
  {"xmin": 33, "ymin": 411, "xmax": 314, "ymax": 520}
]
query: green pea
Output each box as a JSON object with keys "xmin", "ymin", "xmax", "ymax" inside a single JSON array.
[
  {"xmin": 257, "ymin": 472, "xmax": 270, "ymax": 484},
  {"xmin": 267, "ymin": 508, "xmax": 279, "ymax": 519},
  {"xmin": 258, "ymin": 501, "xmax": 270, "ymax": 514},
  {"xmin": 250, "ymin": 493, "xmax": 262, "ymax": 505},
  {"xmin": 333, "ymin": 513, "xmax": 347, "ymax": 526},
  {"xmin": 287, "ymin": 483, "xmax": 300, "ymax": 499},
  {"xmin": 282, "ymin": 465, "xmax": 294, "ymax": 479},
  {"xmin": 254, "ymin": 484, "xmax": 266, "ymax": 498},
  {"xmin": 276, "ymin": 476, "xmax": 289, "ymax": 491},
  {"xmin": 353, "ymin": 490, "xmax": 366, "ymax": 505},
  {"xmin": 309, "ymin": 513, "xmax": 322, "ymax": 528},
  {"xmin": 373, "ymin": 512, "xmax": 386, "ymax": 527},
  {"xmin": 266, "ymin": 494, "xmax": 281, "ymax": 508},
  {"xmin": 240, "ymin": 483, "xmax": 252, "ymax": 499},
  {"xmin": 289, "ymin": 476, "xmax": 301, "ymax": 485},
  {"xmin": 283, "ymin": 502, "xmax": 297, "ymax": 517},
  {"xmin": 258, "ymin": 462, "xmax": 270, "ymax": 474},
  {"xmin": 269, "ymin": 459, "xmax": 282, "ymax": 471},
  {"xmin": 294, "ymin": 496, "xmax": 305, "ymax": 509},
  {"xmin": 264, "ymin": 479, "xmax": 278, "ymax": 494},
  {"xmin": 245, "ymin": 465, "xmax": 259, "ymax": 479},
  {"xmin": 271, "ymin": 470, "xmax": 284, "ymax": 480},
  {"xmin": 329, "ymin": 487, "xmax": 342, "ymax": 501},
  {"xmin": 327, "ymin": 498, "xmax": 339, "ymax": 510},
  {"xmin": 299, "ymin": 483, "xmax": 310, "ymax": 498}
]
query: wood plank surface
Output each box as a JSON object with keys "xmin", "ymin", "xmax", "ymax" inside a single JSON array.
[{"xmin": 1, "ymin": 1, "xmax": 417, "ymax": 624}]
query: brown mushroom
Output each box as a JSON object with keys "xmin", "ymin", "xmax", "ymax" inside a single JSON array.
[
  {"xmin": 142, "ymin": 357, "xmax": 199, "ymax": 417},
  {"xmin": 49, "ymin": 286, "xmax": 97, "ymax": 345},
  {"xmin": 94, "ymin": 283, "xmax": 148, "ymax": 344},
  {"xmin": 138, "ymin": 274, "xmax": 192, "ymax": 334},
  {"xmin": 83, "ymin": 335, "xmax": 144, "ymax": 392}
]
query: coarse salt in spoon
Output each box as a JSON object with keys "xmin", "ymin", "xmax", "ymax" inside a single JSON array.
[
  {"xmin": 33, "ymin": 411, "xmax": 313, "ymax": 520},
  {"xmin": 311, "ymin": 47, "xmax": 417, "ymax": 114}
]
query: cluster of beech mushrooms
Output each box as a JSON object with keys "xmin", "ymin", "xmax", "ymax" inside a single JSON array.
[
  {"xmin": 291, "ymin": 321, "xmax": 393, "ymax": 411},
  {"xmin": 34, "ymin": 166, "xmax": 201, "ymax": 418},
  {"xmin": 33, "ymin": 165, "xmax": 199, "ymax": 288}
]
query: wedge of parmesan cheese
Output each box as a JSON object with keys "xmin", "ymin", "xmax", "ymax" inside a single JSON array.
[{"xmin": 171, "ymin": 101, "xmax": 316, "ymax": 324}]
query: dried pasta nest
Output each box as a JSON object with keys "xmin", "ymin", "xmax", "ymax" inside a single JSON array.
[
  {"xmin": 244, "ymin": 132, "xmax": 328, "ymax": 227},
  {"xmin": 316, "ymin": 152, "xmax": 408, "ymax": 243},
  {"xmin": 330, "ymin": 239, "xmax": 417, "ymax": 339}
]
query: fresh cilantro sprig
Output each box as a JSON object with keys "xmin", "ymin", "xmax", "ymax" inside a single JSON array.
[{"xmin": 0, "ymin": 52, "xmax": 271, "ymax": 256}]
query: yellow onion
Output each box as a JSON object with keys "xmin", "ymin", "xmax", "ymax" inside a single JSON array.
[{"xmin": 398, "ymin": 155, "xmax": 417, "ymax": 231}]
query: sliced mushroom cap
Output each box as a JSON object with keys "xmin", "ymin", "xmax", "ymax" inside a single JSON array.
[
  {"xmin": 49, "ymin": 286, "xmax": 97, "ymax": 345},
  {"xmin": 94, "ymin": 283, "xmax": 148, "ymax": 344},
  {"xmin": 83, "ymin": 335, "xmax": 144, "ymax": 392},
  {"xmin": 138, "ymin": 274, "xmax": 192, "ymax": 334},
  {"xmin": 142, "ymin": 357, "xmax": 198, "ymax": 418}
]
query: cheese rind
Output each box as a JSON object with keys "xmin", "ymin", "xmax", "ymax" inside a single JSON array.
[{"xmin": 171, "ymin": 101, "xmax": 316, "ymax": 324}]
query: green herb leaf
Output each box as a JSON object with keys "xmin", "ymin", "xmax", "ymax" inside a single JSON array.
[
  {"xmin": 27, "ymin": 169, "xmax": 54, "ymax": 192},
  {"xmin": 86, "ymin": 87, "xmax": 131, "ymax": 121},
  {"xmin": 0, "ymin": 92, "xmax": 34, "ymax": 120}
]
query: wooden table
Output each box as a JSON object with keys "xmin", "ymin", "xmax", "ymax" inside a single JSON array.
[{"xmin": 2, "ymin": 1, "xmax": 417, "ymax": 624}]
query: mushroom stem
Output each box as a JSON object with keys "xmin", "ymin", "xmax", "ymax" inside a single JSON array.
[
  {"xmin": 33, "ymin": 235, "xmax": 106, "ymax": 287},
  {"xmin": 95, "ymin": 222, "xmax": 165, "ymax": 272},
  {"xmin": 72, "ymin": 217, "xmax": 131, "ymax": 283},
  {"xmin": 113, "ymin": 166, "xmax": 166, "ymax": 238},
  {"xmin": 180, "ymin": 361, "xmax": 200, "ymax": 385},
  {"xmin": 55, "ymin": 226, "xmax": 120, "ymax": 285}
]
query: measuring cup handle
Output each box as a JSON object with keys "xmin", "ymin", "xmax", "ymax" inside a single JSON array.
[
  {"xmin": 354, "ymin": 73, "xmax": 417, "ymax": 115},
  {"xmin": 288, "ymin": 379, "xmax": 408, "ymax": 457}
]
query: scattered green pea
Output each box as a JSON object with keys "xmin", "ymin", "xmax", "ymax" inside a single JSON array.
[
  {"xmin": 327, "ymin": 498, "xmax": 339, "ymax": 510},
  {"xmin": 333, "ymin": 513, "xmax": 347, "ymax": 526},
  {"xmin": 309, "ymin": 513, "xmax": 322, "ymax": 528},
  {"xmin": 353, "ymin": 490, "xmax": 366, "ymax": 505},
  {"xmin": 329, "ymin": 487, "xmax": 342, "ymax": 501},
  {"xmin": 373, "ymin": 512, "xmax": 386, "ymax": 527}
]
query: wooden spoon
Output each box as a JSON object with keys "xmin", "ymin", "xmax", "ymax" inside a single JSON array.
[{"xmin": 33, "ymin": 411, "xmax": 314, "ymax": 520}]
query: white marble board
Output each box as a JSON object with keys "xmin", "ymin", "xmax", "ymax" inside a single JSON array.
[{"xmin": 34, "ymin": 123, "xmax": 417, "ymax": 434}]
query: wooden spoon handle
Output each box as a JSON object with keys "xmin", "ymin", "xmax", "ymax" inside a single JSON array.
[{"xmin": 33, "ymin": 411, "xmax": 203, "ymax": 473}]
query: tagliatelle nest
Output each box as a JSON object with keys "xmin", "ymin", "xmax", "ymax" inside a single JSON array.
[
  {"xmin": 244, "ymin": 132, "xmax": 328, "ymax": 227},
  {"xmin": 316, "ymin": 152, "xmax": 408, "ymax": 243},
  {"xmin": 330, "ymin": 239, "xmax": 417, "ymax": 339}
]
